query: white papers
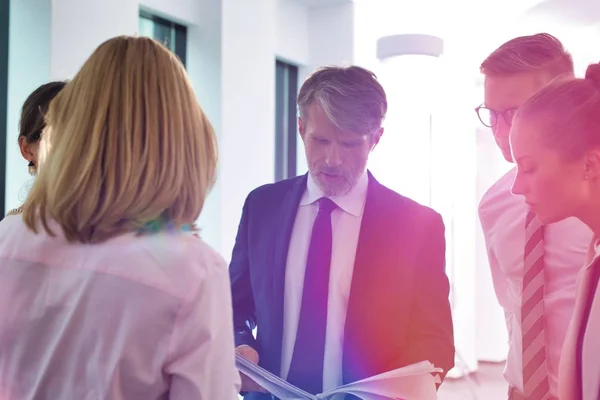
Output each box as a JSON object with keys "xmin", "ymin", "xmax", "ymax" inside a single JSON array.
[
  {"xmin": 235, "ymin": 353, "xmax": 442, "ymax": 400},
  {"xmin": 236, "ymin": 353, "xmax": 314, "ymax": 399}
]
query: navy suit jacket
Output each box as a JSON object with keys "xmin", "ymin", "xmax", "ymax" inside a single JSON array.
[{"xmin": 229, "ymin": 172, "xmax": 455, "ymax": 399}]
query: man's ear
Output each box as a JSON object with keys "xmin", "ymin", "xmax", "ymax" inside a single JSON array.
[
  {"xmin": 298, "ymin": 117, "xmax": 305, "ymax": 140},
  {"xmin": 371, "ymin": 127, "xmax": 384, "ymax": 150}
]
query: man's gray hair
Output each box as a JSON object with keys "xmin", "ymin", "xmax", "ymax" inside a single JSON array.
[{"xmin": 297, "ymin": 65, "xmax": 387, "ymax": 135}]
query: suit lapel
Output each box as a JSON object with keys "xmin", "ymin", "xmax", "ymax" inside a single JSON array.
[
  {"xmin": 575, "ymin": 258, "xmax": 600, "ymax": 400},
  {"xmin": 270, "ymin": 174, "xmax": 307, "ymax": 375},
  {"xmin": 342, "ymin": 173, "xmax": 390, "ymax": 382}
]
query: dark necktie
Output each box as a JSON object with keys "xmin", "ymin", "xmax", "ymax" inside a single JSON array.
[{"xmin": 286, "ymin": 197, "xmax": 337, "ymax": 394}]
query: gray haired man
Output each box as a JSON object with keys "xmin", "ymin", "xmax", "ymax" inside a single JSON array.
[{"xmin": 230, "ymin": 65, "xmax": 455, "ymax": 399}]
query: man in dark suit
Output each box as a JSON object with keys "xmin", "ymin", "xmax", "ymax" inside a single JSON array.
[{"xmin": 230, "ymin": 65, "xmax": 455, "ymax": 399}]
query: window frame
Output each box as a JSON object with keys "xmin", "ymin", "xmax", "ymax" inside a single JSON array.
[
  {"xmin": 274, "ymin": 60, "xmax": 298, "ymax": 182},
  {"xmin": 139, "ymin": 10, "xmax": 187, "ymax": 67}
]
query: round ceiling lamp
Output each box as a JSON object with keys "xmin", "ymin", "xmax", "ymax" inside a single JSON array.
[{"xmin": 376, "ymin": 33, "xmax": 444, "ymax": 60}]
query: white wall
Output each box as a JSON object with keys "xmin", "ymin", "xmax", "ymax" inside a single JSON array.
[
  {"xmin": 50, "ymin": 0, "xmax": 138, "ymax": 80},
  {"xmin": 141, "ymin": 0, "xmax": 204, "ymax": 23},
  {"xmin": 276, "ymin": 0, "xmax": 310, "ymax": 66},
  {"xmin": 183, "ymin": 1, "xmax": 223, "ymax": 251},
  {"xmin": 219, "ymin": 0, "xmax": 277, "ymax": 258},
  {"xmin": 306, "ymin": 3, "xmax": 354, "ymax": 72},
  {"xmin": 294, "ymin": 2, "xmax": 355, "ymax": 176},
  {"xmin": 6, "ymin": 0, "xmax": 52, "ymax": 212}
]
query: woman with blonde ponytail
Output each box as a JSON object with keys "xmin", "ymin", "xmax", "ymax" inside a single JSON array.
[{"xmin": 510, "ymin": 62, "xmax": 600, "ymax": 400}]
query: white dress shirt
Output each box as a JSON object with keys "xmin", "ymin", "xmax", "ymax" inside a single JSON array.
[
  {"xmin": 0, "ymin": 216, "xmax": 240, "ymax": 400},
  {"xmin": 478, "ymin": 167, "xmax": 592, "ymax": 396},
  {"xmin": 280, "ymin": 171, "xmax": 368, "ymax": 392}
]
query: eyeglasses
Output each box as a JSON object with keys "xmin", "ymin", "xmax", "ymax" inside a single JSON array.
[{"xmin": 475, "ymin": 105, "xmax": 518, "ymax": 128}]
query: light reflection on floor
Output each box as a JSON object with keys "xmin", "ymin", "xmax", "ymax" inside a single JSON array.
[{"xmin": 438, "ymin": 361, "xmax": 508, "ymax": 400}]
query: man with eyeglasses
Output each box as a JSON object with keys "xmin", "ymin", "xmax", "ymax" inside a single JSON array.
[{"xmin": 477, "ymin": 33, "xmax": 592, "ymax": 400}]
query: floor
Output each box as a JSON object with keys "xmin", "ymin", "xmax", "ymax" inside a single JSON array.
[{"xmin": 438, "ymin": 361, "xmax": 508, "ymax": 400}]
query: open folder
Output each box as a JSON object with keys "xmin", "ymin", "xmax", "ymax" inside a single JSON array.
[{"xmin": 236, "ymin": 353, "xmax": 443, "ymax": 400}]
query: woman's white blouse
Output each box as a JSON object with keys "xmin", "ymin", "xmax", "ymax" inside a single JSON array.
[{"xmin": 0, "ymin": 216, "xmax": 240, "ymax": 399}]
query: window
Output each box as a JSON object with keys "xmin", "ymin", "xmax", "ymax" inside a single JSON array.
[
  {"xmin": 139, "ymin": 11, "xmax": 187, "ymax": 67},
  {"xmin": 274, "ymin": 60, "xmax": 298, "ymax": 182}
]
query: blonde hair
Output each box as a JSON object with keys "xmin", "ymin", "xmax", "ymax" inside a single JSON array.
[
  {"xmin": 297, "ymin": 65, "xmax": 387, "ymax": 136},
  {"xmin": 481, "ymin": 33, "xmax": 574, "ymax": 79},
  {"xmin": 23, "ymin": 36, "xmax": 218, "ymax": 243},
  {"xmin": 514, "ymin": 63, "xmax": 600, "ymax": 160}
]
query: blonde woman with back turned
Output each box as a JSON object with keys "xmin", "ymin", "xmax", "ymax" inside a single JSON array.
[{"xmin": 0, "ymin": 36, "xmax": 240, "ymax": 399}]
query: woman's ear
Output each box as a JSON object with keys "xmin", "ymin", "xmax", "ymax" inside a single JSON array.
[
  {"xmin": 583, "ymin": 149, "xmax": 600, "ymax": 181},
  {"xmin": 18, "ymin": 136, "xmax": 39, "ymax": 165}
]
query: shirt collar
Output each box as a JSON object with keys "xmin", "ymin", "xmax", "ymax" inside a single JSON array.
[{"xmin": 299, "ymin": 170, "xmax": 369, "ymax": 217}]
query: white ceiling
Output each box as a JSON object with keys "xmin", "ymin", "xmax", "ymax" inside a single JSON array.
[
  {"xmin": 527, "ymin": 0, "xmax": 600, "ymax": 25},
  {"xmin": 292, "ymin": 0, "xmax": 600, "ymax": 26},
  {"xmin": 293, "ymin": 0, "xmax": 353, "ymax": 8}
]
